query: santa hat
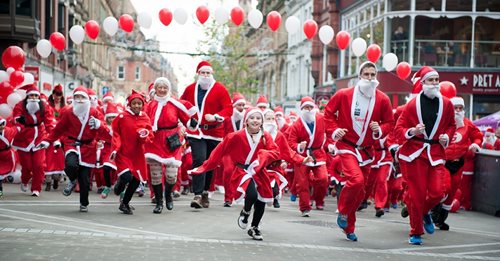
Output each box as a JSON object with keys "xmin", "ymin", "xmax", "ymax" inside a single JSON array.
[
  {"xmin": 105, "ymin": 102, "xmax": 119, "ymax": 118},
  {"xmin": 274, "ymin": 106, "xmax": 284, "ymax": 116},
  {"xmin": 66, "ymin": 95, "xmax": 73, "ymax": 104},
  {"xmin": 244, "ymin": 107, "xmax": 264, "ymax": 124},
  {"xmin": 256, "ymin": 95, "xmax": 269, "ymax": 109},
  {"xmin": 87, "ymin": 88, "xmax": 97, "ymax": 98},
  {"xmin": 358, "ymin": 61, "xmax": 377, "ymax": 77},
  {"xmin": 53, "ymin": 84, "xmax": 63, "ymax": 94},
  {"xmin": 40, "ymin": 93, "xmax": 48, "ymax": 102},
  {"xmin": 103, "ymin": 92, "xmax": 114, "ymax": 102},
  {"xmin": 289, "ymin": 111, "xmax": 298, "ymax": 118},
  {"xmin": 411, "ymin": 66, "xmax": 438, "ymax": 94},
  {"xmin": 73, "ymin": 86, "xmax": 89, "ymax": 99},
  {"xmin": 23, "ymin": 84, "xmax": 40, "ymax": 96},
  {"xmin": 485, "ymin": 127, "xmax": 495, "ymax": 135},
  {"xmin": 148, "ymin": 82, "xmax": 155, "ymax": 96},
  {"xmin": 196, "ymin": 60, "xmax": 213, "ymax": 73},
  {"xmin": 126, "ymin": 89, "xmax": 146, "ymax": 105},
  {"xmin": 262, "ymin": 108, "xmax": 275, "ymax": 117},
  {"xmin": 450, "ymin": 97, "xmax": 464, "ymax": 107},
  {"xmin": 232, "ymin": 92, "xmax": 246, "ymax": 107},
  {"xmin": 300, "ymin": 96, "xmax": 315, "ymax": 109}
]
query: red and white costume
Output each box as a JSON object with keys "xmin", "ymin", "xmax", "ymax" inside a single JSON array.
[
  {"xmin": 45, "ymin": 90, "xmax": 66, "ymax": 176},
  {"xmin": 0, "ymin": 118, "xmax": 17, "ymax": 177},
  {"xmin": 365, "ymin": 135, "xmax": 395, "ymax": 209},
  {"xmin": 482, "ymin": 127, "xmax": 500, "ymax": 150}
]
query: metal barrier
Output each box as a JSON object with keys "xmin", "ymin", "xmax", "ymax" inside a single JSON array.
[{"xmin": 472, "ymin": 149, "xmax": 500, "ymax": 217}]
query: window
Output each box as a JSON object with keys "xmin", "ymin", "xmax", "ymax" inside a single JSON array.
[
  {"xmin": 0, "ymin": 1, "xmax": 9, "ymax": 14},
  {"xmin": 44, "ymin": 0, "xmax": 52, "ymax": 39},
  {"xmin": 117, "ymin": 65, "xmax": 124, "ymax": 80},
  {"xmin": 389, "ymin": 0, "xmax": 410, "ymax": 12},
  {"xmin": 416, "ymin": 0, "xmax": 441, "ymax": 11},
  {"xmin": 477, "ymin": 0, "xmax": 500, "ymax": 12},
  {"xmin": 16, "ymin": 0, "xmax": 32, "ymax": 16},
  {"xmin": 445, "ymin": 0, "xmax": 472, "ymax": 12},
  {"xmin": 135, "ymin": 66, "xmax": 141, "ymax": 80},
  {"xmin": 58, "ymin": 4, "xmax": 65, "ymax": 32}
]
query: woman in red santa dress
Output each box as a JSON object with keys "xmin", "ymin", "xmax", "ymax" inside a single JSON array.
[
  {"xmin": 0, "ymin": 116, "xmax": 18, "ymax": 198},
  {"xmin": 191, "ymin": 108, "xmax": 280, "ymax": 241},
  {"xmin": 144, "ymin": 77, "xmax": 198, "ymax": 214},
  {"xmin": 12, "ymin": 84, "xmax": 55, "ymax": 197},
  {"xmin": 110, "ymin": 90, "xmax": 153, "ymax": 214},
  {"xmin": 44, "ymin": 84, "xmax": 66, "ymax": 191}
]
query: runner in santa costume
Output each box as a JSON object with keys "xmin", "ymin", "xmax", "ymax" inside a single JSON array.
[
  {"xmin": 0, "ymin": 117, "xmax": 18, "ymax": 198},
  {"xmin": 288, "ymin": 96, "xmax": 330, "ymax": 217},
  {"xmin": 180, "ymin": 61, "xmax": 233, "ymax": 209},
  {"xmin": 263, "ymin": 109, "xmax": 311, "ymax": 208},
  {"xmin": 395, "ymin": 66, "xmax": 456, "ymax": 245},
  {"xmin": 44, "ymin": 84, "xmax": 66, "ymax": 191},
  {"xmin": 12, "ymin": 84, "xmax": 55, "ymax": 197},
  {"xmin": 453, "ymin": 148, "xmax": 477, "ymax": 211},
  {"xmin": 431, "ymin": 96, "xmax": 482, "ymax": 230},
  {"xmin": 43, "ymin": 86, "xmax": 109, "ymax": 212},
  {"xmin": 110, "ymin": 90, "xmax": 154, "ymax": 214},
  {"xmin": 482, "ymin": 127, "xmax": 500, "ymax": 150},
  {"xmin": 256, "ymin": 95, "xmax": 269, "ymax": 111},
  {"xmin": 274, "ymin": 106, "xmax": 289, "ymax": 133},
  {"xmin": 191, "ymin": 108, "xmax": 280, "ymax": 241},
  {"xmin": 97, "ymin": 102, "xmax": 119, "ymax": 199},
  {"xmin": 221, "ymin": 92, "xmax": 247, "ymax": 207},
  {"xmin": 145, "ymin": 77, "xmax": 198, "ymax": 213},
  {"xmin": 324, "ymin": 61, "xmax": 394, "ymax": 241}
]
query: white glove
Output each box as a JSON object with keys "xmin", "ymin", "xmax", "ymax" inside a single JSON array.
[
  {"xmin": 204, "ymin": 114, "xmax": 216, "ymax": 122},
  {"xmin": 89, "ymin": 116, "xmax": 101, "ymax": 130},
  {"xmin": 469, "ymin": 143, "xmax": 481, "ymax": 152},
  {"xmin": 35, "ymin": 141, "xmax": 50, "ymax": 150},
  {"xmin": 53, "ymin": 140, "xmax": 62, "ymax": 149},
  {"xmin": 327, "ymin": 144, "xmax": 335, "ymax": 154}
]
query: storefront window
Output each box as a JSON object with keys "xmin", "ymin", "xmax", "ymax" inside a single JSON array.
[
  {"xmin": 416, "ymin": 0, "xmax": 441, "ymax": 11},
  {"xmin": 390, "ymin": 17, "xmax": 410, "ymax": 62},
  {"xmin": 476, "ymin": 0, "xmax": 500, "ymax": 12},
  {"xmin": 389, "ymin": 0, "xmax": 410, "ymax": 11},
  {"xmin": 474, "ymin": 17, "xmax": 500, "ymax": 68},
  {"xmin": 0, "ymin": 2, "xmax": 9, "ymax": 14},
  {"xmin": 16, "ymin": 0, "xmax": 31, "ymax": 16},
  {"xmin": 445, "ymin": 0, "xmax": 472, "ymax": 12}
]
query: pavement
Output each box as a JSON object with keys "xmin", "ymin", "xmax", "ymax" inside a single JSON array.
[{"xmin": 0, "ymin": 182, "xmax": 499, "ymax": 261}]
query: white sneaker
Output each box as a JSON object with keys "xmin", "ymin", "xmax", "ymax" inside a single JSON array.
[
  {"xmin": 31, "ymin": 191, "xmax": 40, "ymax": 197},
  {"xmin": 20, "ymin": 183, "xmax": 28, "ymax": 192}
]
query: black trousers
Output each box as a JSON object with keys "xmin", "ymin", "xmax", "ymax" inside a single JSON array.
[
  {"xmin": 188, "ymin": 137, "xmax": 220, "ymax": 195},
  {"xmin": 244, "ymin": 179, "xmax": 266, "ymax": 228},
  {"xmin": 65, "ymin": 152, "xmax": 91, "ymax": 206},
  {"xmin": 103, "ymin": 166, "xmax": 113, "ymax": 187}
]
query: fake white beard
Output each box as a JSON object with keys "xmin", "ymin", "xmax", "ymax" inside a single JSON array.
[
  {"xmin": 233, "ymin": 109, "xmax": 244, "ymax": 121},
  {"xmin": 357, "ymin": 79, "xmax": 379, "ymax": 98},
  {"xmin": 26, "ymin": 100, "xmax": 40, "ymax": 115},
  {"xmin": 276, "ymin": 117, "xmax": 286, "ymax": 129},
  {"xmin": 263, "ymin": 122, "xmax": 277, "ymax": 134},
  {"xmin": 90, "ymin": 97, "xmax": 98, "ymax": 108},
  {"xmin": 455, "ymin": 111, "xmax": 465, "ymax": 127},
  {"xmin": 301, "ymin": 110, "xmax": 316, "ymax": 123},
  {"xmin": 422, "ymin": 84, "xmax": 441, "ymax": 99},
  {"xmin": 72, "ymin": 100, "xmax": 90, "ymax": 119},
  {"xmin": 197, "ymin": 75, "xmax": 214, "ymax": 90},
  {"xmin": 485, "ymin": 135, "xmax": 496, "ymax": 145}
]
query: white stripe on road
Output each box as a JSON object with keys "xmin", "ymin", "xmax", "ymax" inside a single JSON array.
[
  {"xmin": 394, "ymin": 242, "xmax": 500, "ymax": 252},
  {"xmin": 454, "ymin": 249, "xmax": 500, "ymax": 256}
]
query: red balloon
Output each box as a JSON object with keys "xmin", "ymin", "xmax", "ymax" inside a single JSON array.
[
  {"xmin": 9, "ymin": 71, "xmax": 24, "ymax": 87},
  {"xmin": 0, "ymin": 81, "xmax": 14, "ymax": 99},
  {"xmin": 230, "ymin": 7, "xmax": 245, "ymax": 26},
  {"xmin": 49, "ymin": 32, "xmax": 66, "ymax": 51},
  {"xmin": 2, "ymin": 46, "xmax": 25, "ymax": 70},
  {"xmin": 440, "ymin": 81, "xmax": 457, "ymax": 98},
  {"xmin": 266, "ymin": 11, "xmax": 281, "ymax": 32},
  {"xmin": 159, "ymin": 8, "xmax": 173, "ymax": 26},
  {"xmin": 335, "ymin": 31, "xmax": 350, "ymax": 50},
  {"xmin": 85, "ymin": 20, "xmax": 100, "ymax": 40},
  {"xmin": 366, "ymin": 44, "xmax": 382, "ymax": 63},
  {"xmin": 119, "ymin": 14, "xmax": 134, "ymax": 33},
  {"xmin": 396, "ymin": 62, "xmax": 411, "ymax": 80},
  {"xmin": 303, "ymin": 19, "xmax": 318, "ymax": 40},
  {"xmin": 196, "ymin": 6, "xmax": 210, "ymax": 24}
]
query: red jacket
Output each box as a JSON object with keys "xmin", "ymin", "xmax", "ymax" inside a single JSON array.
[
  {"xmin": 287, "ymin": 113, "xmax": 327, "ymax": 167},
  {"xmin": 395, "ymin": 94, "xmax": 456, "ymax": 166},
  {"xmin": 12, "ymin": 102, "xmax": 55, "ymax": 151},
  {"xmin": 180, "ymin": 82, "xmax": 232, "ymax": 140},
  {"xmin": 0, "ymin": 125, "xmax": 17, "ymax": 175},
  {"xmin": 446, "ymin": 118, "xmax": 482, "ymax": 160}
]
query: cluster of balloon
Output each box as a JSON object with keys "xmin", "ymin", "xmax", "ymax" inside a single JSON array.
[{"xmin": 0, "ymin": 46, "xmax": 34, "ymax": 118}]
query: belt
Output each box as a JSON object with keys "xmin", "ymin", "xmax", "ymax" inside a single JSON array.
[
  {"xmin": 374, "ymin": 148, "xmax": 386, "ymax": 151},
  {"xmin": 306, "ymin": 147, "xmax": 321, "ymax": 164},
  {"xmin": 23, "ymin": 123, "xmax": 41, "ymax": 127},
  {"xmin": 236, "ymin": 163, "xmax": 250, "ymax": 170},
  {"xmin": 200, "ymin": 123, "xmax": 222, "ymax": 130},
  {"xmin": 267, "ymin": 160, "xmax": 282, "ymax": 168},
  {"xmin": 68, "ymin": 136, "xmax": 93, "ymax": 145},
  {"xmin": 342, "ymin": 140, "xmax": 372, "ymax": 159},
  {"xmin": 0, "ymin": 146, "xmax": 11, "ymax": 151},
  {"xmin": 412, "ymin": 137, "xmax": 440, "ymax": 144},
  {"xmin": 157, "ymin": 125, "xmax": 177, "ymax": 131}
]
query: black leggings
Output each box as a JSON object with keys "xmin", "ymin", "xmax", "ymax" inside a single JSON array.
[
  {"xmin": 103, "ymin": 166, "xmax": 113, "ymax": 187},
  {"xmin": 65, "ymin": 152, "xmax": 91, "ymax": 206},
  {"xmin": 116, "ymin": 171, "xmax": 140, "ymax": 205},
  {"xmin": 244, "ymin": 179, "xmax": 266, "ymax": 227}
]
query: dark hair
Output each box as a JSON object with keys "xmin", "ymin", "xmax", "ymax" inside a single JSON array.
[
  {"xmin": 48, "ymin": 93, "xmax": 65, "ymax": 108},
  {"xmin": 23, "ymin": 97, "xmax": 45, "ymax": 119}
]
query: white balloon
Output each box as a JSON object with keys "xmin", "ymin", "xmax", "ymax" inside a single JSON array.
[
  {"xmin": 285, "ymin": 16, "xmax": 300, "ymax": 33},
  {"xmin": 174, "ymin": 8, "xmax": 188, "ymax": 25},
  {"xmin": 382, "ymin": 53, "xmax": 399, "ymax": 71},
  {"xmin": 103, "ymin": 16, "xmax": 118, "ymax": 36},
  {"xmin": 7, "ymin": 92, "xmax": 22, "ymax": 108},
  {"xmin": 69, "ymin": 25, "xmax": 85, "ymax": 44},
  {"xmin": 0, "ymin": 104, "xmax": 12, "ymax": 118},
  {"xmin": 6, "ymin": 67, "xmax": 15, "ymax": 75},
  {"xmin": 137, "ymin": 12, "xmax": 152, "ymax": 29},
  {"xmin": 351, "ymin": 37, "xmax": 367, "ymax": 57},
  {"xmin": 318, "ymin": 25, "xmax": 334, "ymax": 45},
  {"xmin": 21, "ymin": 72, "xmax": 34, "ymax": 86},
  {"xmin": 15, "ymin": 89, "xmax": 27, "ymax": 100},
  {"xmin": 248, "ymin": 9, "xmax": 263, "ymax": 29},
  {"xmin": 36, "ymin": 39, "xmax": 52, "ymax": 58},
  {"xmin": 0, "ymin": 70, "xmax": 8, "ymax": 82},
  {"xmin": 214, "ymin": 6, "xmax": 229, "ymax": 25}
]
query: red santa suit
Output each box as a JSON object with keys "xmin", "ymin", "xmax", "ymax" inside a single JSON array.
[
  {"xmin": 366, "ymin": 135, "xmax": 395, "ymax": 210},
  {"xmin": 288, "ymin": 97, "xmax": 330, "ymax": 212},
  {"xmin": 44, "ymin": 96, "xmax": 66, "ymax": 176},
  {"xmin": 482, "ymin": 127, "xmax": 500, "ymax": 150},
  {"xmin": 324, "ymin": 82, "xmax": 394, "ymax": 234},
  {"xmin": 395, "ymin": 69, "xmax": 456, "ymax": 236},
  {"xmin": 111, "ymin": 108, "xmax": 154, "ymax": 182},
  {"xmin": 0, "ymin": 118, "xmax": 17, "ymax": 177},
  {"xmin": 12, "ymin": 85, "xmax": 56, "ymax": 193},
  {"xmin": 191, "ymin": 128, "xmax": 280, "ymax": 203},
  {"xmin": 93, "ymin": 102, "xmax": 119, "ymax": 189}
]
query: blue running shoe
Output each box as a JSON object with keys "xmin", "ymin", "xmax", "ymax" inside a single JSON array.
[
  {"xmin": 423, "ymin": 214, "xmax": 435, "ymax": 234},
  {"xmin": 391, "ymin": 203, "xmax": 398, "ymax": 209},
  {"xmin": 290, "ymin": 194, "xmax": 297, "ymax": 202},
  {"xmin": 346, "ymin": 233, "xmax": 358, "ymax": 242},
  {"xmin": 409, "ymin": 235, "xmax": 422, "ymax": 245},
  {"xmin": 337, "ymin": 213, "xmax": 348, "ymax": 229}
]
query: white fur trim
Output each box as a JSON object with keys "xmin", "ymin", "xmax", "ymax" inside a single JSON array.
[
  {"xmin": 421, "ymin": 70, "xmax": 439, "ymax": 82},
  {"xmin": 105, "ymin": 113, "xmax": 118, "ymax": 118},
  {"xmin": 73, "ymin": 91, "xmax": 89, "ymax": 99},
  {"xmin": 256, "ymin": 103, "xmax": 268, "ymax": 108},
  {"xmin": 233, "ymin": 99, "xmax": 246, "ymax": 106},
  {"xmin": 300, "ymin": 101, "xmax": 315, "ymax": 109},
  {"xmin": 450, "ymin": 97, "xmax": 464, "ymax": 107},
  {"xmin": 198, "ymin": 65, "xmax": 213, "ymax": 73},
  {"xmin": 27, "ymin": 90, "xmax": 40, "ymax": 96},
  {"xmin": 144, "ymin": 153, "xmax": 182, "ymax": 167}
]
